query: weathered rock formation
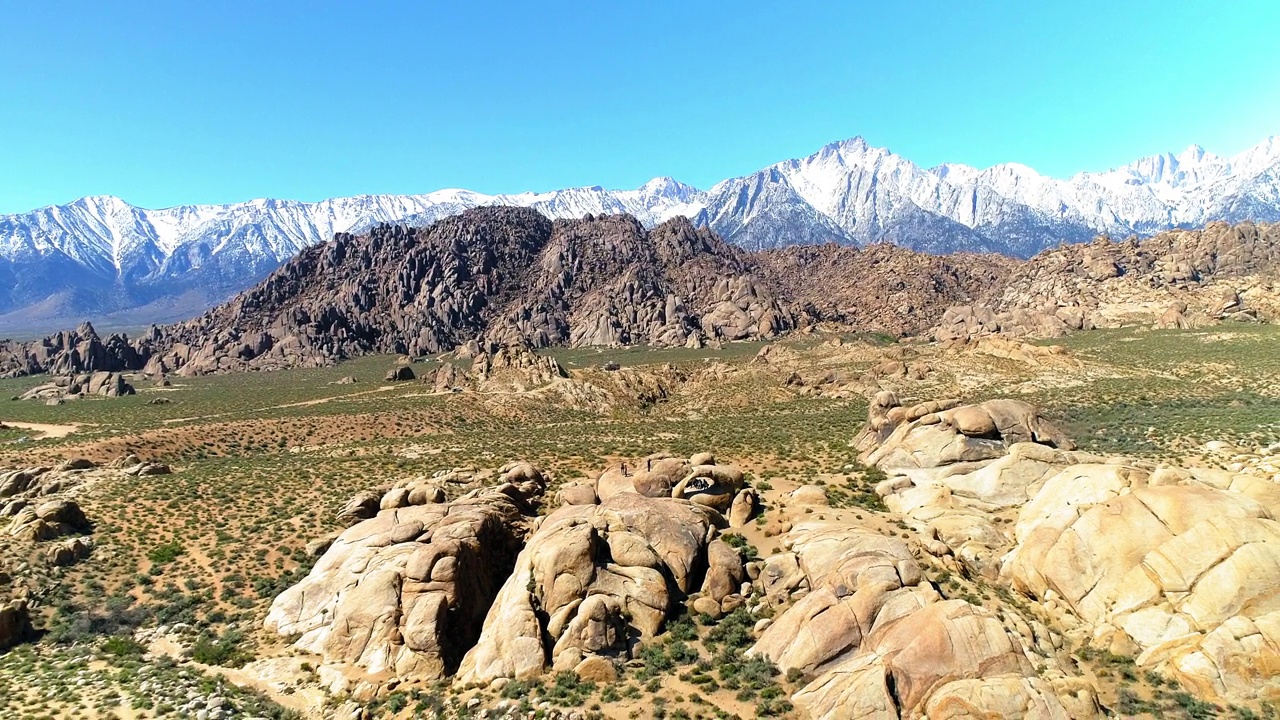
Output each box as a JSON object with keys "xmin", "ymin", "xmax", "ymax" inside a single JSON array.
[
  {"xmin": 265, "ymin": 463, "xmax": 546, "ymax": 680},
  {"xmin": 17, "ymin": 371, "xmax": 135, "ymax": 401},
  {"xmin": 935, "ymin": 221, "xmax": 1280, "ymax": 341},
  {"xmin": 455, "ymin": 491, "xmax": 721, "ymax": 685},
  {"xmin": 858, "ymin": 393, "xmax": 1280, "ymax": 706},
  {"xmin": 0, "ymin": 599, "xmax": 33, "ymax": 651},
  {"xmin": 1005, "ymin": 466, "xmax": 1280, "ymax": 703},
  {"xmin": 750, "ymin": 522, "xmax": 1094, "ymax": 719}
]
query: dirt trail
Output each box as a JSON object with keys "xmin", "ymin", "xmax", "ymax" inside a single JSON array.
[{"xmin": 1, "ymin": 420, "xmax": 80, "ymax": 438}]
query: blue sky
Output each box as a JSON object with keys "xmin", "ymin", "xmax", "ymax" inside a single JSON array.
[{"xmin": 2, "ymin": 1, "xmax": 1277, "ymax": 214}]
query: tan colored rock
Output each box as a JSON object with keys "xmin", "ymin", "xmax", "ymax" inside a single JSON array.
[
  {"xmin": 1006, "ymin": 475, "xmax": 1280, "ymax": 703},
  {"xmin": 573, "ymin": 655, "xmax": 617, "ymax": 683},
  {"xmin": 671, "ymin": 463, "xmax": 745, "ymax": 511},
  {"xmin": 595, "ymin": 456, "xmax": 689, "ymax": 501},
  {"xmin": 557, "ymin": 483, "xmax": 598, "ymax": 506},
  {"xmin": 951, "ymin": 405, "xmax": 997, "ymax": 438},
  {"xmin": 755, "ymin": 521, "xmax": 1087, "ymax": 718},
  {"xmin": 701, "ymin": 539, "xmax": 745, "ymax": 603},
  {"xmin": 47, "ymin": 536, "xmax": 92, "ymax": 566},
  {"xmin": 758, "ymin": 552, "xmax": 806, "ymax": 602},
  {"xmin": 265, "ymin": 471, "xmax": 542, "ymax": 680},
  {"xmin": 692, "ymin": 596, "xmax": 722, "ymax": 618},
  {"xmin": 1155, "ymin": 302, "xmax": 1191, "ymax": 329},
  {"xmin": 789, "ymin": 485, "xmax": 829, "ymax": 506},
  {"xmin": 728, "ymin": 488, "xmax": 756, "ymax": 528},
  {"xmin": 7, "ymin": 499, "xmax": 89, "ymax": 541},
  {"xmin": 455, "ymin": 492, "xmax": 718, "ymax": 685}
]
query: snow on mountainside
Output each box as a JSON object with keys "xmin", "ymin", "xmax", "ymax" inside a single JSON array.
[{"xmin": 0, "ymin": 134, "xmax": 1277, "ymax": 330}]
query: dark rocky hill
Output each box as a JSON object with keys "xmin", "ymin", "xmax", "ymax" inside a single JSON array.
[{"xmin": 0, "ymin": 211, "xmax": 1274, "ymax": 378}]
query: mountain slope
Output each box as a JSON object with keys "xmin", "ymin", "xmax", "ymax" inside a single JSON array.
[
  {"xmin": 0, "ymin": 212, "xmax": 1274, "ymax": 379},
  {"xmin": 1, "ymin": 134, "xmax": 1277, "ymax": 330}
]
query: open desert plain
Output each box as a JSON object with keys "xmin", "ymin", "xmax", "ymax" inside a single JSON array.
[
  {"xmin": 1, "ymin": 211, "xmax": 1280, "ymax": 720},
  {"xmin": 4, "ymin": 3, "xmax": 1280, "ymax": 718}
]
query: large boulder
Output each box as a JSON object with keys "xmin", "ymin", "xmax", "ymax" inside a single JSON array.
[
  {"xmin": 751, "ymin": 522, "xmax": 1089, "ymax": 718},
  {"xmin": 385, "ymin": 365, "xmax": 416, "ymax": 382},
  {"xmin": 860, "ymin": 398, "xmax": 1073, "ymax": 470},
  {"xmin": 0, "ymin": 599, "xmax": 33, "ymax": 651},
  {"xmin": 455, "ymin": 492, "xmax": 722, "ymax": 685},
  {"xmin": 1005, "ymin": 468, "xmax": 1280, "ymax": 703},
  {"xmin": 594, "ymin": 452, "xmax": 745, "ymax": 513},
  {"xmin": 6, "ymin": 499, "xmax": 90, "ymax": 541},
  {"xmin": 264, "ymin": 464, "xmax": 545, "ymax": 680}
]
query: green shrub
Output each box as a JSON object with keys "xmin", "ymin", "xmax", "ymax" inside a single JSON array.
[{"xmin": 147, "ymin": 541, "xmax": 185, "ymax": 565}]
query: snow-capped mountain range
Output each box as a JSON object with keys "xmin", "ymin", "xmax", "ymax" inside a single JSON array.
[{"xmin": 1, "ymin": 134, "xmax": 1277, "ymax": 330}]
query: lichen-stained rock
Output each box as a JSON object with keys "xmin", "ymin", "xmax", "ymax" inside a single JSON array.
[
  {"xmin": 264, "ymin": 465, "xmax": 545, "ymax": 680},
  {"xmin": 455, "ymin": 493, "xmax": 720, "ymax": 686},
  {"xmin": 752, "ymin": 522, "xmax": 1088, "ymax": 718}
]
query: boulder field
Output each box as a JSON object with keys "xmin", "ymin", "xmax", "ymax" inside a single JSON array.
[
  {"xmin": 264, "ymin": 395, "xmax": 1280, "ymax": 716},
  {"xmin": 858, "ymin": 392, "xmax": 1280, "ymax": 708}
]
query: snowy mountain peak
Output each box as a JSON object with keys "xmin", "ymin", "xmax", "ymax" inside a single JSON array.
[
  {"xmin": 638, "ymin": 176, "xmax": 692, "ymax": 195},
  {"xmin": 0, "ymin": 132, "xmax": 1277, "ymax": 330},
  {"xmin": 1179, "ymin": 144, "xmax": 1208, "ymax": 164}
]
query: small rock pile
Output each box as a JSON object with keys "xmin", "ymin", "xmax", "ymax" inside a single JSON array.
[{"xmin": 17, "ymin": 371, "xmax": 135, "ymax": 402}]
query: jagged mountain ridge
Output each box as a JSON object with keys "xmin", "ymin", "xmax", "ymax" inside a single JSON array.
[
  {"xmin": 1, "ymin": 135, "xmax": 1278, "ymax": 329},
  {"xmin": 1, "ymin": 209, "xmax": 1275, "ymax": 380},
  {"xmin": 0, "ymin": 208, "xmax": 802, "ymax": 377}
]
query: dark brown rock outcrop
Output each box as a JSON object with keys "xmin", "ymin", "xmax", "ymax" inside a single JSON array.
[
  {"xmin": 935, "ymin": 221, "xmax": 1280, "ymax": 340},
  {"xmin": 0, "ymin": 215, "xmax": 1274, "ymax": 377},
  {"xmin": 0, "ymin": 599, "xmax": 33, "ymax": 651}
]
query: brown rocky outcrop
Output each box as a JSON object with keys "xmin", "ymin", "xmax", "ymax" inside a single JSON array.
[
  {"xmin": 0, "ymin": 599, "xmax": 33, "ymax": 651},
  {"xmin": 754, "ymin": 243, "xmax": 1016, "ymax": 337},
  {"xmin": 2, "ymin": 217, "xmax": 1274, "ymax": 378},
  {"xmin": 147, "ymin": 210, "xmax": 797, "ymax": 376},
  {"xmin": 384, "ymin": 365, "xmax": 415, "ymax": 382},
  {"xmin": 934, "ymin": 221, "xmax": 1280, "ymax": 341}
]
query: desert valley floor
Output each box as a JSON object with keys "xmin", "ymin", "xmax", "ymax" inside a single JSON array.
[{"xmin": 2, "ymin": 323, "xmax": 1280, "ymax": 719}]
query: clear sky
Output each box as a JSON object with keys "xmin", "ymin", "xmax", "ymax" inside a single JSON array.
[{"xmin": 2, "ymin": 1, "xmax": 1278, "ymax": 214}]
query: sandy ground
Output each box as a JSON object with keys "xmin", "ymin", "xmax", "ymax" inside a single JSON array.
[{"xmin": 1, "ymin": 420, "xmax": 80, "ymax": 438}]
